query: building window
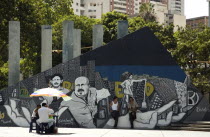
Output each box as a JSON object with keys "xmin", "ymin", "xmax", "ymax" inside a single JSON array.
[
  {"xmin": 169, "ymin": 16, "xmax": 173, "ymax": 19},
  {"xmin": 90, "ymin": 3, "xmax": 96, "ymax": 6},
  {"xmin": 76, "ymin": 9, "xmax": 78, "ymax": 12},
  {"xmin": 76, "ymin": 3, "xmax": 79, "ymax": 6},
  {"xmin": 88, "ymin": 9, "xmax": 96, "ymax": 12},
  {"xmin": 90, "ymin": 16, "xmax": 96, "ymax": 18}
]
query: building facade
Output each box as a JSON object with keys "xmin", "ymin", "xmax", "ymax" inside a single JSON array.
[
  {"xmin": 150, "ymin": 1, "xmax": 168, "ymax": 24},
  {"xmin": 72, "ymin": 0, "xmax": 141, "ymax": 19},
  {"xmin": 140, "ymin": 0, "xmax": 186, "ymax": 31},
  {"xmin": 167, "ymin": 0, "xmax": 184, "ymax": 16},
  {"xmin": 186, "ymin": 16, "xmax": 209, "ymax": 29},
  {"xmin": 142, "ymin": 0, "xmax": 184, "ymax": 15},
  {"xmin": 72, "ymin": 0, "xmax": 106, "ymax": 19},
  {"xmin": 72, "ymin": 0, "xmax": 186, "ymax": 30}
]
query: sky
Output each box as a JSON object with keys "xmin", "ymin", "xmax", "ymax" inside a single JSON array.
[{"xmin": 185, "ymin": 0, "xmax": 209, "ymax": 19}]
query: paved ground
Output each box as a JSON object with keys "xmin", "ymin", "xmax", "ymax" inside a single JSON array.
[{"xmin": 0, "ymin": 127, "xmax": 210, "ymax": 137}]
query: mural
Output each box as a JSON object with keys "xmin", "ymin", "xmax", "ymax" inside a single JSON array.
[{"xmin": 0, "ymin": 27, "xmax": 210, "ymax": 129}]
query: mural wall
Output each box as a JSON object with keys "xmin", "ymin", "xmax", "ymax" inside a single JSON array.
[{"xmin": 0, "ymin": 27, "xmax": 209, "ymax": 129}]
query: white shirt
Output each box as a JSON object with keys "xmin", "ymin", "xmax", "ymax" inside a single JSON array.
[
  {"xmin": 37, "ymin": 107, "xmax": 54, "ymax": 123},
  {"xmin": 31, "ymin": 109, "xmax": 37, "ymax": 117},
  {"xmin": 111, "ymin": 101, "xmax": 118, "ymax": 111}
]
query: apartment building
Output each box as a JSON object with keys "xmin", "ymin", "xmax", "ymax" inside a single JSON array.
[
  {"xmin": 186, "ymin": 16, "xmax": 209, "ymax": 29},
  {"xmin": 72, "ymin": 0, "xmax": 141, "ymax": 19},
  {"xmin": 112, "ymin": 0, "xmax": 140, "ymax": 15},
  {"xmin": 167, "ymin": 0, "xmax": 184, "ymax": 15},
  {"xmin": 141, "ymin": 0, "xmax": 167, "ymax": 4},
  {"xmin": 150, "ymin": 1, "xmax": 168, "ymax": 24},
  {"xmin": 142, "ymin": 0, "xmax": 184, "ymax": 15},
  {"xmin": 140, "ymin": 0, "xmax": 185, "ymax": 31},
  {"xmin": 72, "ymin": 0, "xmax": 106, "ymax": 19}
]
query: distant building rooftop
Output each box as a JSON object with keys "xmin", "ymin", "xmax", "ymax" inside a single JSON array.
[{"xmin": 186, "ymin": 16, "xmax": 208, "ymax": 29}]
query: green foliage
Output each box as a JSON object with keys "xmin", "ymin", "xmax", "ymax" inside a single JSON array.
[
  {"xmin": 172, "ymin": 26, "xmax": 210, "ymax": 93},
  {"xmin": 52, "ymin": 15, "xmax": 99, "ymax": 66},
  {"xmin": 139, "ymin": 3, "xmax": 156, "ymax": 22},
  {"xmin": 102, "ymin": 11, "xmax": 128, "ymax": 43},
  {"xmin": 0, "ymin": 0, "xmax": 73, "ymax": 89}
]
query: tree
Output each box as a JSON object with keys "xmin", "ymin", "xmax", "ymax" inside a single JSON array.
[
  {"xmin": 102, "ymin": 11, "xmax": 128, "ymax": 43},
  {"xmin": 139, "ymin": 3, "xmax": 156, "ymax": 22},
  {"xmin": 52, "ymin": 15, "xmax": 100, "ymax": 66},
  {"xmin": 172, "ymin": 25, "xmax": 210, "ymax": 94},
  {"xmin": 0, "ymin": 0, "xmax": 73, "ymax": 89}
]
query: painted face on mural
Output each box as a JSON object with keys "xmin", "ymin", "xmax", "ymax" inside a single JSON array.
[
  {"xmin": 75, "ymin": 77, "xmax": 90, "ymax": 98},
  {"xmin": 50, "ymin": 76, "xmax": 63, "ymax": 88},
  {"xmin": 129, "ymin": 75, "xmax": 133, "ymax": 80}
]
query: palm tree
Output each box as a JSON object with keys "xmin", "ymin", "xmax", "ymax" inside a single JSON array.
[{"xmin": 139, "ymin": 3, "xmax": 156, "ymax": 22}]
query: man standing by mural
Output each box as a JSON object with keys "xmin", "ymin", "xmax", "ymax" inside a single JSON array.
[
  {"xmin": 128, "ymin": 97, "xmax": 138, "ymax": 129},
  {"xmin": 59, "ymin": 76, "xmax": 110, "ymax": 128},
  {"xmin": 110, "ymin": 96, "xmax": 120, "ymax": 128}
]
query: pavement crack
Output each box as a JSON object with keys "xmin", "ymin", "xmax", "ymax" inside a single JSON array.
[
  {"xmin": 160, "ymin": 130, "xmax": 165, "ymax": 137},
  {"xmin": 100, "ymin": 129, "xmax": 112, "ymax": 137}
]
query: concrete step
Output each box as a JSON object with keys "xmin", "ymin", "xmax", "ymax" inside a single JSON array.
[
  {"xmin": 160, "ymin": 121, "xmax": 210, "ymax": 132},
  {"xmin": 183, "ymin": 121, "xmax": 210, "ymax": 125},
  {"xmin": 171, "ymin": 124, "xmax": 210, "ymax": 128},
  {"xmin": 160, "ymin": 126, "xmax": 210, "ymax": 132}
]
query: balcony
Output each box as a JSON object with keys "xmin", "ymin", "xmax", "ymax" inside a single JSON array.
[
  {"xmin": 114, "ymin": 9, "xmax": 127, "ymax": 14},
  {"xmin": 114, "ymin": 0, "xmax": 127, "ymax": 4},
  {"xmin": 114, "ymin": 3, "xmax": 126, "ymax": 9}
]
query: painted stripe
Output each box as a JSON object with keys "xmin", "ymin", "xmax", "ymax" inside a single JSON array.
[{"xmin": 95, "ymin": 65, "xmax": 186, "ymax": 82}]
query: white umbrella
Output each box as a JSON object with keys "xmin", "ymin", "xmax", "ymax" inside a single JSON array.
[{"xmin": 30, "ymin": 88, "xmax": 71, "ymax": 101}]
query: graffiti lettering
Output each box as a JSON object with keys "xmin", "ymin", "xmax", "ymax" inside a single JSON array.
[
  {"xmin": 145, "ymin": 82, "xmax": 154, "ymax": 97},
  {"xmin": 58, "ymin": 118, "xmax": 75, "ymax": 125},
  {"xmin": 12, "ymin": 89, "xmax": 17, "ymax": 97},
  {"xmin": 20, "ymin": 89, "xmax": 29, "ymax": 97},
  {"xmin": 114, "ymin": 82, "xmax": 124, "ymax": 98},
  {"xmin": 114, "ymin": 81, "xmax": 153, "ymax": 98},
  {"xmin": 188, "ymin": 91, "xmax": 199, "ymax": 106},
  {"xmin": 196, "ymin": 107, "xmax": 210, "ymax": 112},
  {"xmin": 63, "ymin": 81, "xmax": 74, "ymax": 90},
  {"xmin": 0, "ymin": 112, "xmax": 5, "ymax": 119},
  {"xmin": 0, "ymin": 120, "xmax": 12, "ymax": 124},
  {"xmin": 0, "ymin": 93, "xmax": 3, "ymax": 105}
]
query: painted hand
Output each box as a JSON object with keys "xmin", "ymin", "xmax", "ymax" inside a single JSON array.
[{"xmin": 4, "ymin": 99, "xmax": 30, "ymax": 127}]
